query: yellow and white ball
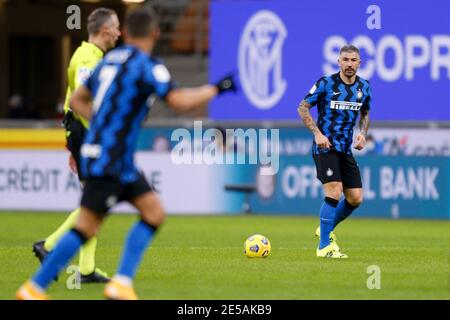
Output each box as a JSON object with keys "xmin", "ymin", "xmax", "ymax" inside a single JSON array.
[{"xmin": 244, "ymin": 234, "xmax": 271, "ymax": 258}]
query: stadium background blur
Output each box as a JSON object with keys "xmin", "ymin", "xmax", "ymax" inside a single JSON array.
[{"xmin": 0, "ymin": 0, "xmax": 449, "ymax": 300}]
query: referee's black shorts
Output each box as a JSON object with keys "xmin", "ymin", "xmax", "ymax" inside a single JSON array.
[
  {"xmin": 312, "ymin": 151, "xmax": 362, "ymax": 188},
  {"xmin": 63, "ymin": 111, "xmax": 87, "ymax": 181},
  {"xmin": 81, "ymin": 174, "xmax": 155, "ymax": 216}
]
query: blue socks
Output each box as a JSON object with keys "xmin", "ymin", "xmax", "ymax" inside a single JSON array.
[
  {"xmin": 32, "ymin": 219, "xmax": 158, "ymax": 290},
  {"xmin": 319, "ymin": 197, "xmax": 339, "ymax": 249},
  {"xmin": 333, "ymin": 199, "xmax": 358, "ymax": 229},
  {"xmin": 117, "ymin": 220, "xmax": 157, "ymax": 279},
  {"xmin": 33, "ymin": 229, "xmax": 87, "ymax": 289}
]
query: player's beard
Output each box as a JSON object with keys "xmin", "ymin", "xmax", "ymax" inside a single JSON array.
[{"xmin": 344, "ymin": 68, "xmax": 355, "ymax": 77}]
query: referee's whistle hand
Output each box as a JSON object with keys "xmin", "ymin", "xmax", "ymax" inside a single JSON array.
[{"xmin": 314, "ymin": 132, "xmax": 332, "ymax": 149}]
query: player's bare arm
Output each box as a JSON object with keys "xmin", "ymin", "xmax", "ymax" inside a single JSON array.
[
  {"xmin": 166, "ymin": 73, "xmax": 236, "ymax": 113},
  {"xmin": 166, "ymin": 85, "xmax": 218, "ymax": 113},
  {"xmin": 70, "ymin": 85, "xmax": 94, "ymax": 121},
  {"xmin": 354, "ymin": 108, "xmax": 370, "ymax": 150},
  {"xmin": 298, "ymin": 99, "xmax": 331, "ymax": 149}
]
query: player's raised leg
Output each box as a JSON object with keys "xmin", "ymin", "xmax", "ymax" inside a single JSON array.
[
  {"xmin": 104, "ymin": 190, "xmax": 165, "ymax": 300},
  {"xmin": 17, "ymin": 208, "xmax": 103, "ymax": 300}
]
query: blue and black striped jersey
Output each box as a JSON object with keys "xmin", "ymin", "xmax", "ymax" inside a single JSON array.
[
  {"xmin": 304, "ymin": 73, "xmax": 372, "ymax": 155},
  {"xmin": 80, "ymin": 44, "xmax": 172, "ymax": 183}
]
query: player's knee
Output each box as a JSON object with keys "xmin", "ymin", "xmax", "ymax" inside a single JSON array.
[
  {"xmin": 75, "ymin": 209, "xmax": 103, "ymax": 238},
  {"xmin": 347, "ymin": 193, "xmax": 363, "ymax": 207},
  {"xmin": 325, "ymin": 182, "xmax": 343, "ymax": 200},
  {"xmin": 152, "ymin": 207, "xmax": 166, "ymax": 227},
  {"xmin": 142, "ymin": 212, "xmax": 165, "ymax": 228},
  {"xmin": 74, "ymin": 224, "xmax": 97, "ymax": 240},
  {"xmin": 141, "ymin": 202, "xmax": 166, "ymax": 227}
]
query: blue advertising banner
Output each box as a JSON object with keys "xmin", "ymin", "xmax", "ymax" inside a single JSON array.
[
  {"xmin": 134, "ymin": 127, "xmax": 450, "ymax": 218},
  {"xmin": 248, "ymin": 156, "xmax": 450, "ymax": 219},
  {"xmin": 210, "ymin": 0, "xmax": 450, "ymax": 121}
]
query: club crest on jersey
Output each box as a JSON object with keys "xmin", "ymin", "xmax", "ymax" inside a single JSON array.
[
  {"xmin": 357, "ymin": 90, "xmax": 363, "ymax": 99},
  {"xmin": 330, "ymin": 101, "xmax": 362, "ymax": 111},
  {"xmin": 326, "ymin": 168, "xmax": 333, "ymax": 177}
]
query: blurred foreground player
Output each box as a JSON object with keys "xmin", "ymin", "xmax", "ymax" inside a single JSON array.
[
  {"xmin": 17, "ymin": 5, "xmax": 236, "ymax": 300},
  {"xmin": 298, "ymin": 45, "xmax": 372, "ymax": 258},
  {"xmin": 32, "ymin": 8, "xmax": 121, "ymax": 283}
]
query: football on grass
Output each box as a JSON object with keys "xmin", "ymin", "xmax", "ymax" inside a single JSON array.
[{"xmin": 244, "ymin": 234, "xmax": 271, "ymax": 258}]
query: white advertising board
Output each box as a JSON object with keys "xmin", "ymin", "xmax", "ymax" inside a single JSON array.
[{"xmin": 0, "ymin": 151, "xmax": 217, "ymax": 214}]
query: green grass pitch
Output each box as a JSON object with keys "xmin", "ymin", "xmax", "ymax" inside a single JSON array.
[{"xmin": 0, "ymin": 212, "xmax": 448, "ymax": 300}]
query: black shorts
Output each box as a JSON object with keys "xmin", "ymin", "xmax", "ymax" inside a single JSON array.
[
  {"xmin": 312, "ymin": 151, "xmax": 362, "ymax": 188},
  {"xmin": 80, "ymin": 174, "xmax": 154, "ymax": 216},
  {"xmin": 63, "ymin": 111, "xmax": 87, "ymax": 181}
]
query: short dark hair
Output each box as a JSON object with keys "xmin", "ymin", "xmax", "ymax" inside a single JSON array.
[
  {"xmin": 340, "ymin": 45, "xmax": 360, "ymax": 56},
  {"xmin": 125, "ymin": 6, "xmax": 158, "ymax": 38},
  {"xmin": 87, "ymin": 8, "xmax": 116, "ymax": 36}
]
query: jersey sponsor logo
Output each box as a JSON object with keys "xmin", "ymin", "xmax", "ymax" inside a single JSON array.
[
  {"xmin": 81, "ymin": 144, "xmax": 102, "ymax": 159},
  {"xmin": 239, "ymin": 10, "xmax": 287, "ymax": 109},
  {"xmin": 330, "ymin": 100, "xmax": 362, "ymax": 111}
]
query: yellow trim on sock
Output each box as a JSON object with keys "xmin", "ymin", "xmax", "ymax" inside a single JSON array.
[
  {"xmin": 44, "ymin": 208, "xmax": 80, "ymax": 251},
  {"xmin": 79, "ymin": 237, "xmax": 97, "ymax": 275}
]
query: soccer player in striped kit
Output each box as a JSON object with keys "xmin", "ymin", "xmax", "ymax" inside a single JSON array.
[
  {"xmin": 17, "ymin": 6, "xmax": 236, "ymax": 300},
  {"xmin": 298, "ymin": 45, "xmax": 372, "ymax": 258}
]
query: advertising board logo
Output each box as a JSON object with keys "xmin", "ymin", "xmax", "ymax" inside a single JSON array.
[
  {"xmin": 323, "ymin": 35, "xmax": 450, "ymax": 81},
  {"xmin": 239, "ymin": 10, "xmax": 287, "ymax": 109}
]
